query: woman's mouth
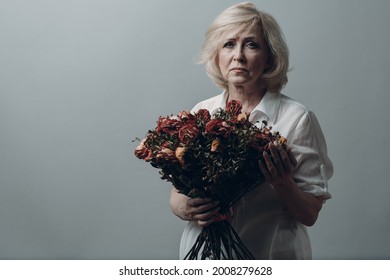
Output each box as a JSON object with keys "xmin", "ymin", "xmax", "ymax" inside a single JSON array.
[{"xmin": 230, "ymin": 67, "xmax": 248, "ymax": 73}]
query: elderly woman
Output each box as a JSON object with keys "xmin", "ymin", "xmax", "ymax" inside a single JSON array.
[{"xmin": 169, "ymin": 2, "xmax": 333, "ymax": 259}]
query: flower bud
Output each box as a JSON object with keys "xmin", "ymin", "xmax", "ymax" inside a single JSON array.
[
  {"xmin": 175, "ymin": 146, "xmax": 186, "ymax": 166},
  {"xmin": 211, "ymin": 138, "xmax": 221, "ymax": 152},
  {"xmin": 237, "ymin": 112, "xmax": 249, "ymax": 123}
]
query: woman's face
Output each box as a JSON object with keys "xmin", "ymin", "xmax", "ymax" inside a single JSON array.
[{"xmin": 217, "ymin": 27, "xmax": 269, "ymax": 89}]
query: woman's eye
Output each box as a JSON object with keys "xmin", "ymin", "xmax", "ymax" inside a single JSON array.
[
  {"xmin": 223, "ymin": 41, "xmax": 235, "ymax": 48},
  {"xmin": 245, "ymin": 41, "xmax": 259, "ymax": 49}
]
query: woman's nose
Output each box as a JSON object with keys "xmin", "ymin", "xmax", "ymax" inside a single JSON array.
[{"xmin": 233, "ymin": 46, "xmax": 245, "ymax": 62}]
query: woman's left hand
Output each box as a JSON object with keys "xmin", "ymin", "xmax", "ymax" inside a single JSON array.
[
  {"xmin": 258, "ymin": 144, "xmax": 324, "ymax": 226},
  {"xmin": 258, "ymin": 144, "xmax": 297, "ymax": 188}
]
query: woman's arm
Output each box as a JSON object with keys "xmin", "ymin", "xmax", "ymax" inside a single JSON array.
[
  {"xmin": 169, "ymin": 188, "xmax": 221, "ymax": 227},
  {"xmin": 259, "ymin": 144, "xmax": 323, "ymax": 226}
]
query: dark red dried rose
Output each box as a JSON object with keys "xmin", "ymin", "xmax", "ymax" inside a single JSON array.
[
  {"xmin": 156, "ymin": 147, "xmax": 176, "ymax": 162},
  {"xmin": 226, "ymin": 100, "xmax": 242, "ymax": 116},
  {"xmin": 134, "ymin": 138, "xmax": 153, "ymax": 161},
  {"xmin": 195, "ymin": 109, "xmax": 211, "ymax": 123},
  {"xmin": 156, "ymin": 116, "xmax": 182, "ymax": 135},
  {"xmin": 205, "ymin": 119, "xmax": 232, "ymax": 138},
  {"xmin": 177, "ymin": 111, "xmax": 196, "ymax": 124},
  {"xmin": 178, "ymin": 124, "xmax": 200, "ymax": 144},
  {"xmin": 250, "ymin": 131, "xmax": 274, "ymax": 152}
]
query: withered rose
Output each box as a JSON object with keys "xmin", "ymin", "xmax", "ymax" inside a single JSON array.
[
  {"xmin": 226, "ymin": 100, "xmax": 242, "ymax": 116},
  {"xmin": 195, "ymin": 109, "xmax": 211, "ymax": 123},
  {"xmin": 175, "ymin": 146, "xmax": 186, "ymax": 166},
  {"xmin": 156, "ymin": 147, "xmax": 176, "ymax": 162},
  {"xmin": 161, "ymin": 141, "xmax": 172, "ymax": 148},
  {"xmin": 134, "ymin": 138, "xmax": 153, "ymax": 161},
  {"xmin": 278, "ymin": 136, "xmax": 287, "ymax": 145},
  {"xmin": 252, "ymin": 134, "xmax": 287, "ymax": 154},
  {"xmin": 205, "ymin": 119, "xmax": 232, "ymax": 138},
  {"xmin": 156, "ymin": 116, "xmax": 182, "ymax": 135},
  {"xmin": 178, "ymin": 124, "xmax": 200, "ymax": 144},
  {"xmin": 178, "ymin": 111, "xmax": 196, "ymax": 123}
]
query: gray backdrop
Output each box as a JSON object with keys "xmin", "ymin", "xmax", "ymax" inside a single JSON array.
[{"xmin": 1, "ymin": 0, "xmax": 389, "ymax": 259}]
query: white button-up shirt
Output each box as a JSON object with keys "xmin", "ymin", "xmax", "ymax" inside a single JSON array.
[{"xmin": 179, "ymin": 91, "xmax": 333, "ymax": 259}]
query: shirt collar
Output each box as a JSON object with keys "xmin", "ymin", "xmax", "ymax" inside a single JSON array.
[
  {"xmin": 251, "ymin": 91, "xmax": 281, "ymax": 124},
  {"xmin": 209, "ymin": 91, "xmax": 229, "ymax": 116},
  {"xmin": 211, "ymin": 90, "xmax": 281, "ymax": 124}
]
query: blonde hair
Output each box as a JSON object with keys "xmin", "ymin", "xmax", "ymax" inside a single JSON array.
[{"xmin": 198, "ymin": 2, "xmax": 289, "ymax": 92}]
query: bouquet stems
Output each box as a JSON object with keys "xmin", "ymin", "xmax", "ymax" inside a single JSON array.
[{"xmin": 184, "ymin": 220, "xmax": 255, "ymax": 260}]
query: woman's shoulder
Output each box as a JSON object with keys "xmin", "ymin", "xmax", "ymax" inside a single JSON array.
[
  {"xmin": 279, "ymin": 93, "xmax": 311, "ymax": 116},
  {"xmin": 275, "ymin": 93, "xmax": 321, "ymax": 132}
]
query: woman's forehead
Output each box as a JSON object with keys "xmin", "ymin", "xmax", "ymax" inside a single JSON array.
[{"xmin": 221, "ymin": 26, "xmax": 262, "ymax": 40}]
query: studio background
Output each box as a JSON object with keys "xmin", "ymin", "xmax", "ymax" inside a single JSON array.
[{"xmin": 1, "ymin": 0, "xmax": 389, "ymax": 259}]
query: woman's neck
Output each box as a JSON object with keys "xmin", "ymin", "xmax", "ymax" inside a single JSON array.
[{"xmin": 226, "ymin": 85, "xmax": 266, "ymax": 113}]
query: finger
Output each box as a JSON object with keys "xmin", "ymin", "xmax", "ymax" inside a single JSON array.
[
  {"xmin": 258, "ymin": 159, "xmax": 268, "ymax": 178},
  {"xmin": 258, "ymin": 158, "xmax": 272, "ymax": 181},
  {"xmin": 195, "ymin": 207, "xmax": 221, "ymax": 227},
  {"xmin": 194, "ymin": 205, "xmax": 220, "ymax": 221},
  {"xmin": 286, "ymin": 146, "xmax": 298, "ymax": 167},
  {"xmin": 197, "ymin": 218, "xmax": 214, "ymax": 227},
  {"xmin": 186, "ymin": 197, "xmax": 212, "ymax": 207},
  {"xmin": 263, "ymin": 151, "xmax": 277, "ymax": 177},
  {"xmin": 187, "ymin": 200, "xmax": 219, "ymax": 215},
  {"xmin": 277, "ymin": 145, "xmax": 293, "ymax": 173},
  {"xmin": 198, "ymin": 212, "xmax": 230, "ymax": 227},
  {"xmin": 269, "ymin": 144, "xmax": 284, "ymax": 173}
]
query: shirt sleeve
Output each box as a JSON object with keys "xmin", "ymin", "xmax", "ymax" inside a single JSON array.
[{"xmin": 288, "ymin": 110, "xmax": 333, "ymax": 200}]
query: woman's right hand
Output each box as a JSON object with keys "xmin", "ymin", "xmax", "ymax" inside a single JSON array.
[
  {"xmin": 170, "ymin": 188, "xmax": 220, "ymax": 227},
  {"xmin": 185, "ymin": 197, "xmax": 220, "ymax": 227}
]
